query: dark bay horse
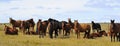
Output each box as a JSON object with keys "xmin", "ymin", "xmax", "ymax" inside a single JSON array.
[
  {"xmin": 91, "ymin": 21, "xmax": 101, "ymax": 33},
  {"xmin": 61, "ymin": 18, "xmax": 74, "ymax": 37},
  {"xmin": 4, "ymin": 24, "xmax": 18, "ymax": 35},
  {"xmin": 110, "ymin": 20, "xmax": 120, "ymax": 42},
  {"xmin": 62, "ymin": 21, "xmax": 71, "ymax": 36},
  {"xmin": 37, "ymin": 19, "xmax": 48, "ymax": 38},
  {"xmin": 74, "ymin": 20, "xmax": 91, "ymax": 39},
  {"xmin": 9, "ymin": 18, "xmax": 22, "ymax": 30},
  {"xmin": 21, "ymin": 18, "xmax": 35, "ymax": 34}
]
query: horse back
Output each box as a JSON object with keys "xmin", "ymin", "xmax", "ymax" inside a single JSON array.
[{"xmin": 79, "ymin": 24, "xmax": 91, "ymax": 30}]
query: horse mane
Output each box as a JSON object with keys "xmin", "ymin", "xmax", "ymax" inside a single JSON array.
[
  {"xmin": 10, "ymin": 18, "xmax": 16, "ymax": 24},
  {"xmin": 74, "ymin": 20, "xmax": 79, "ymax": 28},
  {"xmin": 27, "ymin": 19, "xmax": 35, "ymax": 26}
]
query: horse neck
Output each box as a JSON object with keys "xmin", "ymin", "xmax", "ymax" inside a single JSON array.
[
  {"xmin": 92, "ymin": 22, "xmax": 95, "ymax": 25},
  {"xmin": 74, "ymin": 22, "xmax": 79, "ymax": 28},
  {"xmin": 10, "ymin": 20, "xmax": 16, "ymax": 24}
]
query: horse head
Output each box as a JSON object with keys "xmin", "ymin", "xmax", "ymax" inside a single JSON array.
[
  {"xmin": 9, "ymin": 18, "xmax": 15, "ymax": 24},
  {"xmin": 91, "ymin": 21, "xmax": 94, "ymax": 24},
  {"xmin": 110, "ymin": 20, "xmax": 115, "ymax": 31}
]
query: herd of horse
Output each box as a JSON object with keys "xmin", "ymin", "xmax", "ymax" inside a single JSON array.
[{"xmin": 3, "ymin": 18, "xmax": 120, "ymax": 42}]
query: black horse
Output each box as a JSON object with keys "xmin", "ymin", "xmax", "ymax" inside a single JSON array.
[
  {"xmin": 91, "ymin": 21, "xmax": 101, "ymax": 33},
  {"xmin": 47, "ymin": 18, "xmax": 59, "ymax": 39}
]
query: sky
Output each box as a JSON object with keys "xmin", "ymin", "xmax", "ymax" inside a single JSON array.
[{"xmin": 0, "ymin": 0, "xmax": 120, "ymax": 23}]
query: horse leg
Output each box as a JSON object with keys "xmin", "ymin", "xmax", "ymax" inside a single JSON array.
[
  {"xmin": 111, "ymin": 33, "xmax": 113, "ymax": 42},
  {"xmin": 65, "ymin": 29, "xmax": 67, "ymax": 36},
  {"xmin": 28, "ymin": 28, "xmax": 30, "ymax": 35},
  {"xmin": 22, "ymin": 28, "xmax": 25, "ymax": 34},
  {"xmin": 63, "ymin": 29, "xmax": 65, "ymax": 37},
  {"xmin": 55, "ymin": 30, "xmax": 58, "ymax": 38},
  {"xmin": 44, "ymin": 29, "xmax": 46, "ymax": 36},
  {"xmin": 39, "ymin": 31, "xmax": 41, "ymax": 38},
  {"xmin": 115, "ymin": 33, "xmax": 118, "ymax": 42},
  {"xmin": 76, "ymin": 30, "xmax": 78, "ymax": 39},
  {"xmin": 113, "ymin": 33, "xmax": 116, "ymax": 42},
  {"xmin": 42, "ymin": 30, "xmax": 44, "ymax": 38},
  {"xmin": 78, "ymin": 31, "xmax": 80, "ymax": 39},
  {"xmin": 49, "ymin": 30, "xmax": 53, "ymax": 39},
  {"xmin": 87, "ymin": 30, "xmax": 90, "ymax": 38},
  {"xmin": 77, "ymin": 30, "xmax": 80, "ymax": 39},
  {"xmin": 84, "ymin": 31, "xmax": 87, "ymax": 38},
  {"xmin": 117, "ymin": 33, "xmax": 120, "ymax": 42},
  {"xmin": 68, "ymin": 30, "xmax": 70, "ymax": 36}
]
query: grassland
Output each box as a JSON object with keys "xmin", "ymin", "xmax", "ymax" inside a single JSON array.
[{"xmin": 0, "ymin": 23, "xmax": 120, "ymax": 46}]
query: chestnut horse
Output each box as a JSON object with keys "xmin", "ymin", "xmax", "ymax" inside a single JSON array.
[
  {"xmin": 89, "ymin": 30, "xmax": 108, "ymax": 39},
  {"xmin": 9, "ymin": 18, "xmax": 22, "ymax": 30},
  {"xmin": 110, "ymin": 20, "xmax": 120, "ymax": 42},
  {"xmin": 4, "ymin": 24, "xmax": 18, "ymax": 35},
  {"xmin": 74, "ymin": 20, "xmax": 91, "ymax": 39}
]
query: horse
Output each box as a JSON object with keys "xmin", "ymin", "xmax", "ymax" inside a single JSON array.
[
  {"xmin": 110, "ymin": 20, "xmax": 120, "ymax": 42},
  {"xmin": 62, "ymin": 21, "xmax": 71, "ymax": 36},
  {"xmin": 74, "ymin": 20, "xmax": 91, "ymax": 39},
  {"xmin": 9, "ymin": 18, "xmax": 22, "ymax": 30},
  {"xmin": 61, "ymin": 18, "xmax": 74, "ymax": 37},
  {"xmin": 89, "ymin": 30, "xmax": 108, "ymax": 39},
  {"xmin": 37, "ymin": 19, "xmax": 48, "ymax": 38},
  {"xmin": 4, "ymin": 24, "xmax": 18, "ymax": 35},
  {"xmin": 21, "ymin": 18, "xmax": 35, "ymax": 34},
  {"xmin": 47, "ymin": 18, "xmax": 59, "ymax": 39},
  {"xmin": 67, "ymin": 18, "xmax": 74, "ymax": 35},
  {"xmin": 91, "ymin": 21, "xmax": 101, "ymax": 33}
]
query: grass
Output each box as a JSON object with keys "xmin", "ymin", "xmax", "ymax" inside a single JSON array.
[{"xmin": 0, "ymin": 23, "xmax": 120, "ymax": 46}]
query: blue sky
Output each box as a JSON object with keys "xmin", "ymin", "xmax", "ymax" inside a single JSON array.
[{"xmin": 0, "ymin": 0, "xmax": 120, "ymax": 23}]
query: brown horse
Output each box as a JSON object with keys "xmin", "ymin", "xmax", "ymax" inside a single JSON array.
[
  {"xmin": 110, "ymin": 20, "xmax": 120, "ymax": 42},
  {"xmin": 4, "ymin": 24, "xmax": 18, "ymax": 35},
  {"xmin": 21, "ymin": 18, "xmax": 35, "ymax": 34},
  {"xmin": 61, "ymin": 18, "xmax": 74, "ymax": 37},
  {"xmin": 62, "ymin": 21, "xmax": 72, "ymax": 37},
  {"xmin": 9, "ymin": 18, "xmax": 22, "ymax": 30},
  {"xmin": 68, "ymin": 18, "xmax": 74, "ymax": 33},
  {"xmin": 37, "ymin": 19, "xmax": 48, "ymax": 38},
  {"xmin": 74, "ymin": 20, "xmax": 91, "ymax": 39},
  {"xmin": 89, "ymin": 30, "xmax": 108, "ymax": 39}
]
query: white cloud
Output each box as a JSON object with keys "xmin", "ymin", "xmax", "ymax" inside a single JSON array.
[
  {"xmin": 0, "ymin": 0, "xmax": 91, "ymax": 23},
  {"xmin": 0, "ymin": 0, "xmax": 120, "ymax": 23}
]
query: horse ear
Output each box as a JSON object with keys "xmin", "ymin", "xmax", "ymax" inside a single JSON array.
[
  {"xmin": 68, "ymin": 18, "xmax": 71, "ymax": 20},
  {"xmin": 9, "ymin": 18, "xmax": 12, "ymax": 20},
  {"xmin": 113, "ymin": 20, "xmax": 115, "ymax": 22},
  {"xmin": 110, "ymin": 20, "xmax": 112, "ymax": 21},
  {"xmin": 74, "ymin": 20, "xmax": 76, "ymax": 21},
  {"xmin": 91, "ymin": 21, "xmax": 94, "ymax": 23},
  {"xmin": 39, "ymin": 19, "xmax": 42, "ymax": 21},
  {"xmin": 76, "ymin": 20, "xmax": 78, "ymax": 22}
]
